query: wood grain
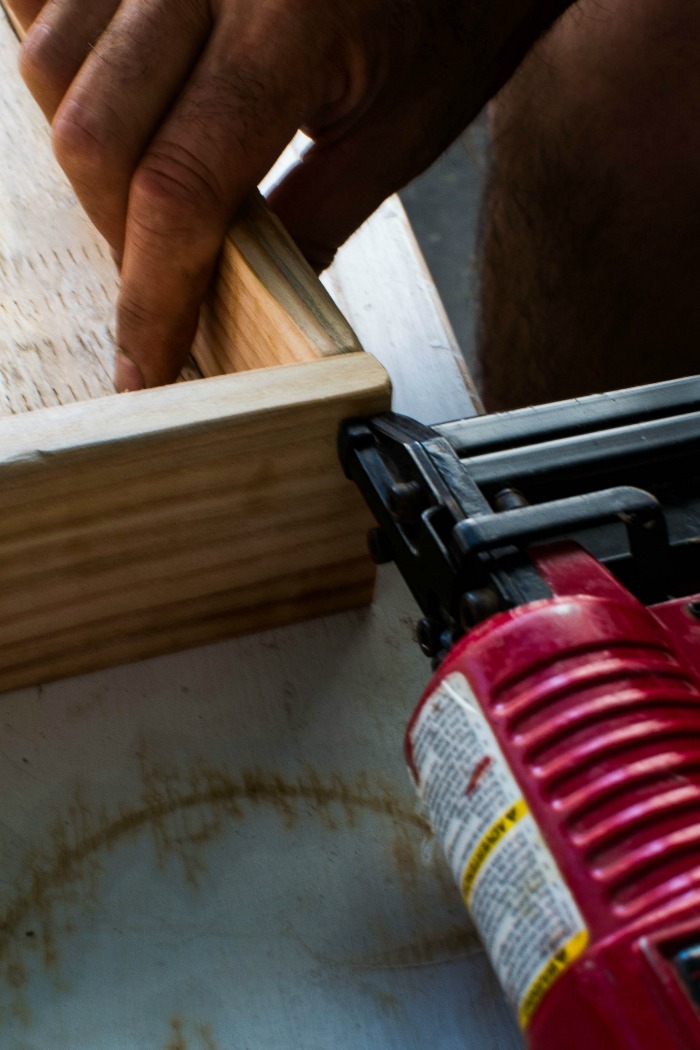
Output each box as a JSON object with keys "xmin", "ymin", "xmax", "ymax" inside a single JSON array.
[
  {"xmin": 0, "ymin": 353, "xmax": 390, "ymax": 691},
  {"xmin": 195, "ymin": 192, "xmax": 362, "ymax": 375},
  {"xmin": 0, "ymin": 8, "xmax": 122, "ymax": 412}
]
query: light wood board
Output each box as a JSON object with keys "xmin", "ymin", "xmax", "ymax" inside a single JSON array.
[
  {"xmin": 0, "ymin": 8, "xmax": 391, "ymax": 689},
  {"xmin": 0, "ymin": 353, "xmax": 389, "ymax": 691},
  {"xmin": 195, "ymin": 191, "xmax": 362, "ymax": 375},
  {"xmin": 0, "ymin": 7, "xmax": 121, "ymax": 412}
]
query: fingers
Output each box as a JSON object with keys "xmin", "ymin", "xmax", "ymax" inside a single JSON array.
[
  {"xmin": 30, "ymin": 0, "xmax": 210, "ymax": 249},
  {"xmin": 115, "ymin": 25, "xmax": 314, "ymax": 388},
  {"xmin": 18, "ymin": 0, "xmax": 437, "ymax": 390},
  {"xmin": 17, "ymin": 0, "xmax": 333, "ymax": 389},
  {"xmin": 18, "ymin": 0, "xmax": 120, "ymax": 117}
]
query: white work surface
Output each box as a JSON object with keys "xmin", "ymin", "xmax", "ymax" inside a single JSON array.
[{"xmin": 0, "ymin": 193, "xmax": 523, "ymax": 1049}]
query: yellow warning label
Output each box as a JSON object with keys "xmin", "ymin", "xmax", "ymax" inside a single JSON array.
[
  {"xmin": 461, "ymin": 798, "xmax": 528, "ymax": 904},
  {"xmin": 411, "ymin": 673, "xmax": 590, "ymax": 1025},
  {"xmin": 518, "ymin": 929, "xmax": 589, "ymax": 1029}
]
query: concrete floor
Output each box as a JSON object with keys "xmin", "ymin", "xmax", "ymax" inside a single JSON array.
[{"xmin": 399, "ymin": 120, "xmax": 490, "ymax": 391}]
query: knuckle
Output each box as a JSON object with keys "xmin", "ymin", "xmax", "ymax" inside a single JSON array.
[
  {"xmin": 18, "ymin": 23, "xmax": 68, "ymax": 95},
  {"xmin": 117, "ymin": 291, "xmax": 159, "ymax": 332},
  {"xmin": 51, "ymin": 103, "xmax": 109, "ymax": 180},
  {"xmin": 130, "ymin": 147, "xmax": 224, "ymax": 235}
]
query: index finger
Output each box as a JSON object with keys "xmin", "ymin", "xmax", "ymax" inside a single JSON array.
[{"xmin": 115, "ymin": 25, "xmax": 319, "ymax": 390}]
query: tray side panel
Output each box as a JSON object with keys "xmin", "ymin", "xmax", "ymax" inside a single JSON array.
[
  {"xmin": 0, "ymin": 353, "xmax": 390, "ymax": 690},
  {"xmin": 193, "ymin": 193, "xmax": 362, "ymax": 376}
]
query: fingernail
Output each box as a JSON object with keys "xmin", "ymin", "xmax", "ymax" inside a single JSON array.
[{"xmin": 114, "ymin": 351, "xmax": 145, "ymax": 392}]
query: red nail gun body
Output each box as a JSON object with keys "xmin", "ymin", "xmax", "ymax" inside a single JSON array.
[{"xmin": 340, "ymin": 377, "xmax": 700, "ymax": 1049}]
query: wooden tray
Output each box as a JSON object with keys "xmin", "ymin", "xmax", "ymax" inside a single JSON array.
[{"xmin": 0, "ymin": 11, "xmax": 390, "ymax": 691}]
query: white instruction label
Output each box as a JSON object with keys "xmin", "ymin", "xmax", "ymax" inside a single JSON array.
[{"xmin": 409, "ymin": 671, "xmax": 588, "ymax": 1028}]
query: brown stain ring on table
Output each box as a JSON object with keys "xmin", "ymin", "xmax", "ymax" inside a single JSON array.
[
  {"xmin": 0, "ymin": 751, "xmax": 441, "ymax": 983},
  {"xmin": 0, "ymin": 748, "xmax": 479, "ymax": 1022}
]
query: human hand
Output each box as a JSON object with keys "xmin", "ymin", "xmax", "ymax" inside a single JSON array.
[{"xmin": 11, "ymin": 0, "xmax": 568, "ymax": 389}]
